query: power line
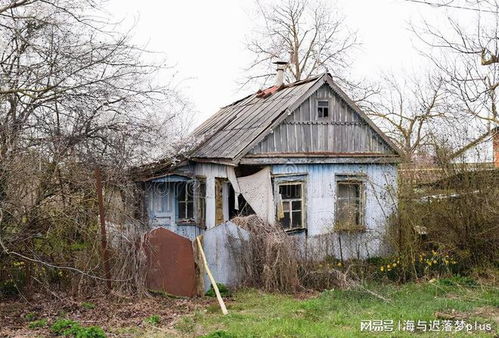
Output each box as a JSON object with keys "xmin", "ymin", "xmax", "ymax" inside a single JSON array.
[{"xmin": 403, "ymin": 0, "xmax": 499, "ymax": 14}]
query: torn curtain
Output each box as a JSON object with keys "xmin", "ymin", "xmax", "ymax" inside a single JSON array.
[{"xmin": 235, "ymin": 167, "xmax": 275, "ymax": 224}]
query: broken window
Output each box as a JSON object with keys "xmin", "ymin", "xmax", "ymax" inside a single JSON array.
[
  {"xmin": 177, "ymin": 182, "xmax": 194, "ymax": 221},
  {"xmin": 278, "ymin": 183, "xmax": 304, "ymax": 230},
  {"xmin": 317, "ymin": 100, "xmax": 329, "ymax": 118},
  {"xmin": 335, "ymin": 176, "xmax": 366, "ymax": 232}
]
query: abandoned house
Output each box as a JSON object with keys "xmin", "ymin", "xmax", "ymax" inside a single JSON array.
[{"xmin": 136, "ymin": 68, "xmax": 403, "ymax": 259}]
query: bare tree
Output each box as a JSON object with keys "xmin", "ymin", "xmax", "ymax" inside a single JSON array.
[
  {"xmin": 245, "ymin": 0, "xmax": 358, "ymax": 87},
  {"xmin": 365, "ymin": 73, "xmax": 452, "ymax": 162},
  {"xmin": 0, "ymin": 0, "xmax": 188, "ymax": 294},
  {"xmin": 412, "ymin": 0, "xmax": 499, "ymax": 129}
]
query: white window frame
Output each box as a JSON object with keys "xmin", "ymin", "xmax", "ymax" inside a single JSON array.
[
  {"xmin": 177, "ymin": 181, "xmax": 194, "ymax": 222},
  {"xmin": 334, "ymin": 175, "xmax": 366, "ymax": 232},
  {"xmin": 317, "ymin": 99, "xmax": 330, "ymax": 119},
  {"xmin": 278, "ymin": 181, "xmax": 305, "ymax": 231}
]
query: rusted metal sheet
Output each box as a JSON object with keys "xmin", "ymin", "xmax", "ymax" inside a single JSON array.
[{"xmin": 144, "ymin": 227, "xmax": 196, "ymax": 297}]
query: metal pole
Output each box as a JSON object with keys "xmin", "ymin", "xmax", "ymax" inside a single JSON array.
[{"xmin": 95, "ymin": 168, "xmax": 112, "ymax": 290}]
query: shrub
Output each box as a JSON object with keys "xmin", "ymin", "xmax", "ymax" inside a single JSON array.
[
  {"xmin": 144, "ymin": 314, "xmax": 160, "ymax": 326},
  {"xmin": 51, "ymin": 318, "xmax": 106, "ymax": 337},
  {"xmin": 205, "ymin": 283, "xmax": 231, "ymax": 297},
  {"xmin": 28, "ymin": 319, "xmax": 48, "ymax": 329}
]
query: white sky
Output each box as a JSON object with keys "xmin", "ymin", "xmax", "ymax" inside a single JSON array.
[{"xmin": 104, "ymin": 0, "xmax": 472, "ymax": 129}]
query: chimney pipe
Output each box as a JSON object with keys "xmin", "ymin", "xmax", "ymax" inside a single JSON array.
[{"xmin": 273, "ymin": 60, "xmax": 288, "ymax": 87}]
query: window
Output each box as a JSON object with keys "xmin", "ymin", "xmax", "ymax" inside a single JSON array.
[
  {"xmin": 335, "ymin": 178, "xmax": 365, "ymax": 232},
  {"xmin": 317, "ymin": 100, "xmax": 329, "ymax": 118},
  {"xmin": 177, "ymin": 182, "xmax": 194, "ymax": 220},
  {"xmin": 278, "ymin": 183, "xmax": 304, "ymax": 230}
]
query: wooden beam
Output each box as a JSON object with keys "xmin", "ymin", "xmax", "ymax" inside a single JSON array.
[
  {"xmin": 240, "ymin": 157, "xmax": 401, "ymax": 165},
  {"xmin": 196, "ymin": 237, "xmax": 228, "ymax": 315}
]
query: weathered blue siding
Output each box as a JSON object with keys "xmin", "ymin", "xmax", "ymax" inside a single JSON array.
[
  {"xmin": 144, "ymin": 162, "xmax": 398, "ymax": 259},
  {"xmin": 272, "ymin": 163, "xmax": 398, "ymax": 259},
  {"xmin": 144, "ymin": 175, "xmax": 202, "ymax": 241}
]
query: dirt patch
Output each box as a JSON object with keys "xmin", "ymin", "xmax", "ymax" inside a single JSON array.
[
  {"xmin": 0, "ymin": 292, "xmax": 215, "ymax": 337},
  {"xmin": 435, "ymin": 306, "xmax": 499, "ymax": 324},
  {"xmin": 473, "ymin": 306, "xmax": 499, "ymax": 324}
]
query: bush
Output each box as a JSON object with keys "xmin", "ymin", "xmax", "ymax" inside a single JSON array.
[
  {"xmin": 51, "ymin": 318, "xmax": 106, "ymax": 337},
  {"xmin": 205, "ymin": 283, "xmax": 231, "ymax": 297},
  {"xmin": 389, "ymin": 164, "xmax": 499, "ymax": 280},
  {"xmin": 28, "ymin": 319, "xmax": 48, "ymax": 329},
  {"xmin": 144, "ymin": 314, "xmax": 160, "ymax": 326}
]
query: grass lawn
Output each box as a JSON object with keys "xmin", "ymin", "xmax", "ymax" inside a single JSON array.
[{"xmin": 174, "ymin": 280, "xmax": 498, "ymax": 337}]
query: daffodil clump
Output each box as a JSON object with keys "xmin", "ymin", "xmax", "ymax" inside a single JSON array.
[{"xmin": 377, "ymin": 250, "xmax": 459, "ymax": 281}]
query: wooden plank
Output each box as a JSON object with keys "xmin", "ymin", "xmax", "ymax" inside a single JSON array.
[
  {"xmin": 196, "ymin": 237, "xmax": 228, "ymax": 315},
  {"xmin": 240, "ymin": 156, "xmax": 401, "ymax": 165}
]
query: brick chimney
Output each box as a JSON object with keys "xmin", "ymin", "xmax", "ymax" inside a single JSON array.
[{"xmin": 493, "ymin": 128, "xmax": 499, "ymax": 168}]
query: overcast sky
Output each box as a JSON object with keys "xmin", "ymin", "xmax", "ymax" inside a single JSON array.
[{"xmin": 104, "ymin": 0, "xmax": 472, "ymax": 129}]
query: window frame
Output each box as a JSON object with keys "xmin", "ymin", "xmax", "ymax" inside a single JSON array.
[
  {"xmin": 334, "ymin": 174, "xmax": 367, "ymax": 232},
  {"xmin": 277, "ymin": 181, "xmax": 306, "ymax": 231},
  {"xmin": 176, "ymin": 181, "xmax": 195, "ymax": 223},
  {"xmin": 195, "ymin": 176, "xmax": 206, "ymax": 228},
  {"xmin": 317, "ymin": 99, "xmax": 330, "ymax": 119}
]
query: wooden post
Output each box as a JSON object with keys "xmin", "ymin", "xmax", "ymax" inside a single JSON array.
[
  {"xmin": 196, "ymin": 236, "xmax": 228, "ymax": 315},
  {"xmin": 95, "ymin": 168, "xmax": 112, "ymax": 290}
]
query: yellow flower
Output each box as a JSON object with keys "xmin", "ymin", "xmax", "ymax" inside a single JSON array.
[
  {"xmin": 337, "ymin": 262, "xmax": 342, "ymax": 267},
  {"xmin": 392, "ymin": 263, "xmax": 397, "ymax": 267},
  {"xmin": 380, "ymin": 266, "xmax": 384, "ymax": 271},
  {"xmin": 433, "ymin": 260, "xmax": 437, "ymax": 264},
  {"xmin": 387, "ymin": 264, "xmax": 391, "ymax": 268}
]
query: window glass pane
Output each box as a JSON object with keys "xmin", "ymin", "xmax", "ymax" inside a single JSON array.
[
  {"xmin": 279, "ymin": 184, "xmax": 301, "ymax": 199},
  {"xmin": 177, "ymin": 182, "xmax": 186, "ymax": 201},
  {"xmin": 338, "ymin": 183, "xmax": 359, "ymax": 200},
  {"xmin": 292, "ymin": 211, "xmax": 302, "ymax": 227},
  {"xmin": 178, "ymin": 201, "xmax": 186, "ymax": 219},
  {"xmin": 283, "ymin": 201, "xmax": 290, "ymax": 212},
  {"xmin": 292, "ymin": 200, "xmax": 301, "ymax": 211},
  {"xmin": 318, "ymin": 100, "xmax": 328, "ymax": 107},
  {"xmin": 187, "ymin": 201, "xmax": 194, "ymax": 218},
  {"xmin": 282, "ymin": 212, "xmax": 291, "ymax": 229}
]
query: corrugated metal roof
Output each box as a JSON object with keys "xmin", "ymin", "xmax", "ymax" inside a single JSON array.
[
  {"xmin": 190, "ymin": 73, "xmax": 403, "ymax": 162},
  {"xmin": 190, "ymin": 75, "xmax": 324, "ymax": 161}
]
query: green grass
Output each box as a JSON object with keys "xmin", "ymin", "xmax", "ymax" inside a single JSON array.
[{"xmin": 177, "ymin": 281, "xmax": 498, "ymax": 337}]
